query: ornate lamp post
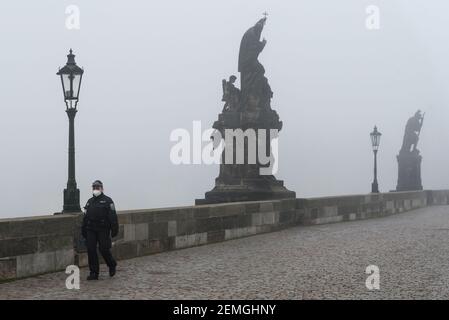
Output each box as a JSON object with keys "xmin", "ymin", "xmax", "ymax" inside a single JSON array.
[
  {"xmin": 370, "ymin": 126, "xmax": 382, "ymax": 193},
  {"xmin": 57, "ymin": 49, "xmax": 84, "ymax": 213}
]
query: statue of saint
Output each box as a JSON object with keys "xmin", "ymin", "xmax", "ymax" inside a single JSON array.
[
  {"xmin": 401, "ymin": 110, "xmax": 424, "ymax": 153},
  {"xmin": 238, "ymin": 17, "xmax": 273, "ymax": 110},
  {"xmin": 221, "ymin": 75, "xmax": 241, "ymax": 112}
]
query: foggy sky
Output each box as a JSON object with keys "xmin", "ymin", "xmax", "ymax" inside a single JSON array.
[{"xmin": 1, "ymin": 0, "xmax": 449, "ymax": 218}]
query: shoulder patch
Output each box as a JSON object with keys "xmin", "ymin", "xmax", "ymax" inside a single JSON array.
[{"xmin": 110, "ymin": 203, "xmax": 115, "ymax": 211}]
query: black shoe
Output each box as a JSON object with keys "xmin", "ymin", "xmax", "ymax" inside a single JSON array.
[
  {"xmin": 87, "ymin": 273, "xmax": 99, "ymax": 280},
  {"xmin": 109, "ymin": 265, "xmax": 116, "ymax": 277}
]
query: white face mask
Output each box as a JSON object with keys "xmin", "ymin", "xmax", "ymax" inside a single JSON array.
[{"xmin": 93, "ymin": 189, "xmax": 102, "ymax": 197}]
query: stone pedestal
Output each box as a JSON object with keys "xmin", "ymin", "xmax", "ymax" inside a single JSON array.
[
  {"xmin": 196, "ymin": 108, "xmax": 295, "ymax": 205},
  {"xmin": 396, "ymin": 150, "xmax": 423, "ymax": 191}
]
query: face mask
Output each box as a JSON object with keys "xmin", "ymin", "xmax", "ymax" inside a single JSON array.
[{"xmin": 93, "ymin": 189, "xmax": 102, "ymax": 197}]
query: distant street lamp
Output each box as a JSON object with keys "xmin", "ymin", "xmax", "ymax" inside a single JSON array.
[
  {"xmin": 370, "ymin": 126, "xmax": 382, "ymax": 193},
  {"xmin": 57, "ymin": 49, "xmax": 84, "ymax": 213}
]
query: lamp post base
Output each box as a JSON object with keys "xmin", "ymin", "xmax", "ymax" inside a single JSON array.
[
  {"xmin": 63, "ymin": 187, "xmax": 81, "ymax": 213},
  {"xmin": 371, "ymin": 182, "xmax": 379, "ymax": 193}
]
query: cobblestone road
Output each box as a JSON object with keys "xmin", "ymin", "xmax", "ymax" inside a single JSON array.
[{"xmin": 1, "ymin": 206, "xmax": 449, "ymax": 299}]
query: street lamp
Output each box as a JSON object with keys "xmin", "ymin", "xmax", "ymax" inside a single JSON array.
[
  {"xmin": 57, "ymin": 49, "xmax": 84, "ymax": 213},
  {"xmin": 370, "ymin": 126, "xmax": 382, "ymax": 193}
]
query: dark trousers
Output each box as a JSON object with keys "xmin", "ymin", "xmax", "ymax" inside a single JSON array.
[{"xmin": 86, "ymin": 229, "xmax": 117, "ymax": 275}]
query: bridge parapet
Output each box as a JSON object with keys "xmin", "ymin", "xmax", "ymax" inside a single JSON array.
[{"xmin": 1, "ymin": 190, "xmax": 448, "ymax": 282}]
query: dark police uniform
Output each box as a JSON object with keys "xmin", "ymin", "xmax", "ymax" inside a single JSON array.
[{"xmin": 81, "ymin": 193, "xmax": 119, "ymax": 277}]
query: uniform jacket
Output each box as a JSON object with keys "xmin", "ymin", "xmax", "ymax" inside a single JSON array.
[{"xmin": 81, "ymin": 193, "xmax": 119, "ymax": 238}]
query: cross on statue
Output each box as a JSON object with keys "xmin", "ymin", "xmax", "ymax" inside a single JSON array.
[{"xmin": 263, "ymin": 11, "xmax": 268, "ymax": 18}]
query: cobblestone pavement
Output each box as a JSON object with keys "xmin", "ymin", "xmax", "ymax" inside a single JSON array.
[{"xmin": 1, "ymin": 206, "xmax": 449, "ymax": 299}]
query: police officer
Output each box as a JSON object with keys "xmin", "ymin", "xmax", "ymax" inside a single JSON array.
[{"xmin": 81, "ymin": 180, "xmax": 118, "ymax": 280}]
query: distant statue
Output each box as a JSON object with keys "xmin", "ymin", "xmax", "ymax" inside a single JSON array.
[
  {"xmin": 400, "ymin": 110, "xmax": 424, "ymax": 153},
  {"xmin": 396, "ymin": 110, "xmax": 425, "ymax": 191},
  {"xmin": 238, "ymin": 17, "xmax": 273, "ymax": 110},
  {"xmin": 221, "ymin": 75, "xmax": 241, "ymax": 112}
]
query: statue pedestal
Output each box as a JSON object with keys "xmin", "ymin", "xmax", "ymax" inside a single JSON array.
[
  {"xmin": 195, "ymin": 109, "xmax": 295, "ymax": 205},
  {"xmin": 396, "ymin": 150, "xmax": 423, "ymax": 191}
]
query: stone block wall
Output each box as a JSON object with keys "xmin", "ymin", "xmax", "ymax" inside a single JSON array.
[
  {"xmin": 427, "ymin": 190, "xmax": 449, "ymax": 206},
  {"xmin": 297, "ymin": 191, "xmax": 429, "ymax": 225},
  {"xmin": 76, "ymin": 199, "xmax": 299, "ymax": 265},
  {"xmin": 1, "ymin": 190, "xmax": 449, "ymax": 281},
  {"xmin": 0, "ymin": 214, "xmax": 78, "ymax": 281}
]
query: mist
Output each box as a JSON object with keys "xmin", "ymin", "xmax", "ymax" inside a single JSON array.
[{"xmin": 0, "ymin": 0, "xmax": 448, "ymax": 218}]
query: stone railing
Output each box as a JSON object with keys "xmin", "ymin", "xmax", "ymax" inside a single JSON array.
[
  {"xmin": 1, "ymin": 190, "xmax": 448, "ymax": 281},
  {"xmin": 0, "ymin": 214, "xmax": 78, "ymax": 281}
]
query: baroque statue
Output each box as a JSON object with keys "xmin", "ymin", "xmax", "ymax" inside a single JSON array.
[
  {"xmin": 396, "ymin": 110, "xmax": 425, "ymax": 192},
  {"xmin": 400, "ymin": 110, "xmax": 424, "ymax": 153},
  {"xmin": 196, "ymin": 15, "xmax": 295, "ymax": 205},
  {"xmin": 238, "ymin": 17, "xmax": 273, "ymax": 110}
]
